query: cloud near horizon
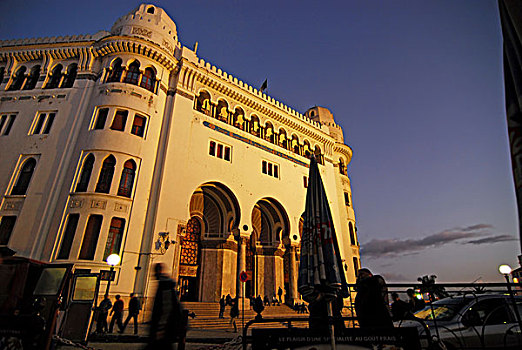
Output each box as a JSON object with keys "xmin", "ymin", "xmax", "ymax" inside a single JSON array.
[{"xmin": 361, "ymin": 224, "xmax": 515, "ymax": 258}]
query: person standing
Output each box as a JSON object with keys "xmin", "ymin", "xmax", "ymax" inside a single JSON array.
[
  {"xmin": 407, "ymin": 288, "xmax": 425, "ymax": 313},
  {"xmin": 354, "ymin": 268, "xmax": 393, "ymax": 329},
  {"xmin": 218, "ymin": 295, "xmax": 226, "ymax": 319},
  {"xmin": 390, "ymin": 292, "xmax": 410, "ymax": 321},
  {"xmin": 229, "ymin": 297, "xmax": 239, "ymax": 333},
  {"xmin": 149, "ymin": 263, "xmax": 185, "ymax": 349},
  {"xmin": 109, "ymin": 294, "xmax": 124, "ymax": 333},
  {"xmin": 277, "ymin": 286, "xmax": 283, "ymax": 304},
  {"xmin": 96, "ymin": 294, "xmax": 112, "ymax": 334},
  {"xmin": 120, "ymin": 293, "xmax": 141, "ymax": 334}
]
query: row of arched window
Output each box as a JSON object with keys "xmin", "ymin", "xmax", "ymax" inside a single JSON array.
[
  {"xmin": 195, "ymin": 91, "xmax": 325, "ymax": 164},
  {"xmin": 76, "ymin": 154, "xmax": 137, "ymax": 198},
  {"xmin": 4, "ymin": 63, "xmax": 77, "ymax": 91},
  {"xmin": 57, "ymin": 213, "xmax": 125, "ymax": 262},
  {"xmin": 104, "ymin": 58, "xmax": 157, "ymax": 93}
]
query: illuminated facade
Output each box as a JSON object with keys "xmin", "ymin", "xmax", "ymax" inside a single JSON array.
[{"xmin": 0, "ymin": 4, "xmax": 359, "ymax": 305}]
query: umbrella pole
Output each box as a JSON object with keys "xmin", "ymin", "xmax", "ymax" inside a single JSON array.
[{"xmin": 327, "ymin": 300, "xmax": 337, "ymax": 350}]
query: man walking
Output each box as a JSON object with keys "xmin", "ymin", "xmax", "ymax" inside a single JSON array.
[
  {"xmin": 354, "ymin": 268, "xmax": 393, "ymax": 329},
  {"xmin": 109, "ymin": 294, "xmax": 124, "ymax": 333},
  {"xmin": 96, "ymin": 294, "xmax": 112, "ymax": 334},
  {"xmin": 120, "ymin": 293, "xmax": 141, "ymax": 334}
]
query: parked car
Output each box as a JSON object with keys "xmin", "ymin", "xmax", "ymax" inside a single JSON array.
[{"xmin": 395, "ymin": 294, "xmax": 522, "ymax": 349}]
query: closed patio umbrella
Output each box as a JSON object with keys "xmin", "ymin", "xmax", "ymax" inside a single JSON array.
[{"xmin": 298, "ymin": 156, "xmax": 348, "ymax": 349}]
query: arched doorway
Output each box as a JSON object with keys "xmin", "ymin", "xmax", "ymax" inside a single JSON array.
[
  {"xmin": 251, "ymin": 198, "xmax": 290, "ymax": 301},
  {"xmin": 178, "ymin": 217, "xmax": 201, "ymax": 301}
]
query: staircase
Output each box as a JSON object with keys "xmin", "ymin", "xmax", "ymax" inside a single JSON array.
[{"xmin": 182, "ymin": 302, "xmax": 309, "ymax": 330}]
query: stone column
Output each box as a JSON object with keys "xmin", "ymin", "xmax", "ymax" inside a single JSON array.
[{"xmin": 288, "ymin": 245, "xmax": 298, "ymax": 305}]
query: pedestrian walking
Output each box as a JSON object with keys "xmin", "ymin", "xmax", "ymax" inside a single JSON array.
[
  {"xmin": 229, "ymin": 297, "xmax": 239, "ymax": 333},
  {"xmin": 354, "ymin": 268, "xmax": 393, "ymax": 329},
  {"xmin": 148, "ymin": 263, "xmax": 185, "ymax": 350},
  {"xmin": 95, "ymin": 294, "xmax": 112, "ymax": 333},
  {"xmin": 120, "ymin": 293, "xmax": 141, "ymax": 334},
  {"xmin": 218, "ymin": 295, "xmax": 226, "ymax": 318},
  {"xmin": 109, "ymin": 294, "xmax": 124, "ymax": 333}
]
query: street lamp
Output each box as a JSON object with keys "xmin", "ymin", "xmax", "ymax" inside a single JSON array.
[
  {"xmin": 105, "ymin": 253, "xmax": 121, "ymax": 296},
  {"xmin": 498, "ymin": 264, "xmax": 522, "ymax": 330}
]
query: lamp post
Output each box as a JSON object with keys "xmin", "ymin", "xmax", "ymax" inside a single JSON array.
[
  {"xmin": 498, "ymin": 264, "xmax": 522, "ymax": 330},
  {"xmin": 105, "ymin": 253, "xmax": 121, "ymax": 296}
]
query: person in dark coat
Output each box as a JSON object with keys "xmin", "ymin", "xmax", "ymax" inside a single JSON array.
[
  {"xmin": 109, "ymin": 294, "xmax": 124, "ymax": 333},
  {"xmin": 96, "ymin": 294, "xmax": 112, "ymax": 333},
  {"xmin": 149, "ymin": 263, "xmax": 185, "ymax": 349},
  {"xmin": 390, "ymin": 292, "xmax": 410, "ymax": 321},
  {"xmin": 229, "ymin": 297, "xmax": 239, "ymax": 332},
  {"xmin": 120, "ymin": 293, "xmax": 141, "ymax": 334},
  {"xmin": 277, "ymin": 286, "xmax": 283, "ymax": 304},
  {"xmin": 354, "ymin": 268, "xmax": 393, "ymax": 329},
  {"xmin": 218, "ymin": 295, "xmax": 226, "ymax": 318}
]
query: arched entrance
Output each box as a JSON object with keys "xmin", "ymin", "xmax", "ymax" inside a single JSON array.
[
  {"xmin": 251, "ymin": 198, "xmax": 290, "ymax": 300},
  {"xmin": 184, "ymin": 182, "xmax": 241, "ymax": 301},
  {"xmin": 178, "ymin": 217, "xmax": 201, "ymax": 301}
]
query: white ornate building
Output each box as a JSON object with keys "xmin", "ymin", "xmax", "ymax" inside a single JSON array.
[{"xmin": 0, "ymin": 4, "xmax": 359, "ymax": 305}]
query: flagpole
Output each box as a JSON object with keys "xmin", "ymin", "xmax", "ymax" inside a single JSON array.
[{"xmin": 327, "ymin": 300, "xmax": 337, "ymax": 350}]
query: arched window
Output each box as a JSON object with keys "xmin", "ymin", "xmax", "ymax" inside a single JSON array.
[
  {"xmin": 303, "ymin": 141, "xmax": 312, "ymax": 158},
  {"xmin": 349, "ymin": 222, "xmax": 356, "ymax": 245},
  {"xmin": 233, "ymin": 107, "xmax": 245, "ymax": 130},
  {"xmin": 195, "ymin": 91, "xmax": 212, "ymax": 115},
  {"xmin": 107, "ymin": 58, "xmax": 124, "ymax": 83},
  {"xmin": 76, "ymin": 154, "xmax": 95, "ymax": 192},
  {"xmin": 117, "ymin": 160, "xmax": 136, "ymax": 197},
  {"xmin": 103, "ymin": 217, "xmax": 125, "ymax": 260},
  {"xmin": 291, "ymin": 135, "xmax": 300, "ymax": 154},
  {"xmin": 124, "ymin": 60, "xmax": 140, "ymax": 85},
  {"xmin": 314, "ymin": 145, "xmax": 323, "ymax": 165},
  {"xmin": 216, "ymin": 100, "xmax": 229, "ymax": 123},
  {"xmin": 140, "ymin": 67, "xmax": 156, "ymax": 92},
  {"xmin": 278, "ymin": 129, "xmax": 288, "ymax": 149},
  {"xmin": 23, "ymin": 65, "xmax": 40, "ymax": 90},
  {"xmin": 78, "ymin": 214, "xmax": 102, "ymax": 260},
  {"xmin": 45, "ymin": 64, "xmax": 63, "ymax": 89},
  {"xmin": 8, "ymin": 66, "xmax": 27, "ymax": 91},
  {"xmin": 339, "ymin": 158, "xmax": 346, "ymax": 175},
  {"xmin": 250, "ymin": 115, "xmax": 260, "ymax": 136},
  {"xmin": 95, "ymin": 155, "xmax": 116, "ymax": 194},
  {"xmin": 264, "ymin": 122, "xmax": 275, "ymax": 143},
  {"xmin": 11, "ymin": 158, "xmax": 37, "ymax": 195},
  {"xmin": 61, "ymin": 63, "xmax": 77, "ymax": 88}
]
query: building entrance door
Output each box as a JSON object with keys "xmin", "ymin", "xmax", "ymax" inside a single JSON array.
[{"xmin": 179, "ymin": 276, "xmax": 198, "ymax": 301}]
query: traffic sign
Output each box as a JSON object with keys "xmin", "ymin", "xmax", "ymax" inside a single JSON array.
[{"xmin": 239, "ymin": 271, "xmax": 248, "ymax": 282}]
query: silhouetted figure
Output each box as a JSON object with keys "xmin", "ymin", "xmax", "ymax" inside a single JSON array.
[
  {"xmin": 96, "ymin": 294, "xmax": 112, "ymax": 333},
  {"xmin": 120, "ymin": 293, "xmax": 141, "ymax": 334},
  {"xmin": 407, "ymin": 288, "xmax": 426, "ymax": 313},
  {"xmin": 278, "ymin": 286, "xmax": 283, "ymax": 304},
  {"xmin": 354, "ymin": 268, "xmax": 393, "ymax": 329},
  {"xmin": 390, "ymin": 292, "xmax": 410, "ymax": 321},
  {"xmin": 109, "ymin": 294, "xmax": 124, "ymax": 333},
  {"xmin": 148, "ymin": 263, "xmax": 185, "ymax": 349},
  {"xmin": 219, "ymin": 296, "xmax": 226, "ymax": 318},
  {"xmin": 225, "ymin": 294, "xmax": 232, "ymax": 306},
  {"xmin": 229, "ymin": 297, "xmax": 239, "ymax": 332}
]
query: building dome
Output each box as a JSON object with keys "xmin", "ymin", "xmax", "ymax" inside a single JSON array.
[
  {"xmin": 306, "ymin": 106, "xmax": 345, "ymax": 143},
  {"xmin": 111, "ymin": 4, "xmax": 178, "ymax": 56}
]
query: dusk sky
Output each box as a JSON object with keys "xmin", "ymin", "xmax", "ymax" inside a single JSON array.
[{"xmin": 0, "ymin": 0, "xmax": 517, "ymax": 282}]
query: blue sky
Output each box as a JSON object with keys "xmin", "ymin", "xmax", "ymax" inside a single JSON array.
[{"xmin": 0, "ymin": 0, "xmax": 518, "ymax": 282}]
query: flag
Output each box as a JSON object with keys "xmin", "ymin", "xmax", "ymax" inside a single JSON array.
[
  {"xmin": 499, "ymin": 0, "xmax": 522, "ymax": 254},
  {"xmin": 260, "ymin": 79, "xmax": 268, "ymax": 93}
]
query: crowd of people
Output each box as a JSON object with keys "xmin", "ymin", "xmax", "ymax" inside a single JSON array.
[{"xmin": 95, "ymin": 292, "xmax": 142, "ymax": 335}]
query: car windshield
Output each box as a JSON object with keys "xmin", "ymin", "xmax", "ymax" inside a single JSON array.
[{"xmin": 414, "ymin": 298, "xmax": 470, "ymax": 321}]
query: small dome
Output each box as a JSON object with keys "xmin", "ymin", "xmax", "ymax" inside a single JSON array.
[
  {"xmin": 306, "ymin": 106, "xmax": 344, "ymax": 142},
  {"xmin": 111, "ymin": 4, "xmax": 178, "ymax": 55}
]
